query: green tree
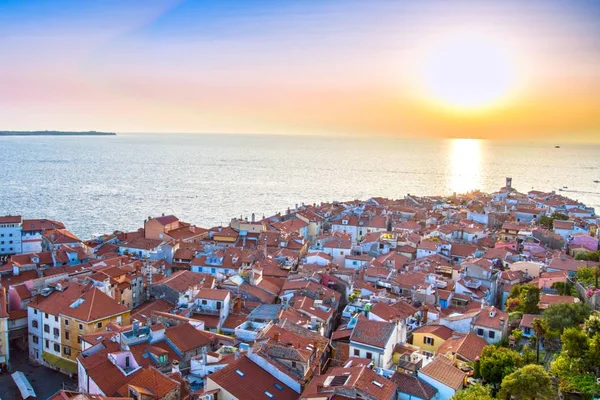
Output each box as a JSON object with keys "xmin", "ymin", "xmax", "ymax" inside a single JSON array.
[
  {"xmin": 575, "ymin": 251, "xmax": 600, "ymax": 262},
  {"xmin": 511, "ymin": 328, "xmax": 524, "ymax": 343},
  {"xmin": 583, "ymin": 313, "xmax": 600, "ymax": 336},
  {"xmin": 561, "ymin": 327, "xmax": 589, "ymax": 360},
  {"xmin": 531, "ymin": 317, "xmax": 547, "ymax": 364},
  {"xmin": 522, "ymin": 286, "xmax": 541, "ymax": 314},
  {"xmin": 538, "ymin": 216, "xmax": 554, "ymax": 229},
  {"xmin": 543, "ymin": 302, "xmax": 592, "ymax": 333},
  {"xmin": 550, "ymin": 281, "xmax": 575, "ymax": 296},
  {"xmin": 451, "ymin": 384, "xmax": 493, "ymax": 400},
  {"xmin": 479, "ymin": 345, "xmax": 522, "ymax": 387},
  {"xmin": 499, "ymin": 364, "xmax": 555, "ymax": 400},
  {"xmin": 506, "ymin": 284, "xmax": 540, "ymax": 314},
  {"xmin": 551, "ymin": 212, "xmax": 569, "ymax": 221}
]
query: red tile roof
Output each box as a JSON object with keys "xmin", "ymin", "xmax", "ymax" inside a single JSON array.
[
  {"xmin": 164, "ymin": 322, "xmax": 212, "ymax": 353},
  {"xmin": 413, "ymin": 324, "xmax": 454, "ymax": 340},
  {"xmin": 437, "ymin": 332, "xmax": 487, "ymax": 362},
  {"xmin": 419, "ymin": 356, "xmax": 466, "ymax": 390},
  {"xmin": 208, "ymin": 355, "xmax": 298, "ymax": 400},
  {"xmin": 61, "ymin": 287, "xmax": 129, "ymax": 322},
  {"xmin": 350, "ymin": 316, "xmax": 395, "ymax": 349}
]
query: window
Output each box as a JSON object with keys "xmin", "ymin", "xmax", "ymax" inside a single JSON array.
[
  {"xmin": 477, "ymin": 328, "xmax": 484, "ymax": 336},
  {"xmin": 64, "ymin": 319, "xmax": 69, "ymax": 326},
  {"xmin": 54, "ymin": 315, "xmax": 58, "ymax": 322},
  {"xmin": 65, "ymin": 331, "xmax": 70, "ymax": 340},
  {"xmin": 32, "ymin": 320, "xmax": 39, "ymax": 329},
  {"xmin": 45, "ymin": 339, "xmax": 49, "ymax": 348},
  {"xmin": 366, "ymin": 352, "xmax": 372, "ymax": 359},
  {"xmin": 97, "ymin": 322, "xmax": 103, "ymax": 329},
  {"xmin": 354, "ymin": 349, "xmax": 360, "ymax": 357},
  {"xmin": 202, "ymin": 299, "xmax": 207, "ymax": 305},
  {"xmin": 79, "ymin": 323, "xmax": 83, "ymax": 331},
  {"xmin": 216, "ymin": 301, "xmax": 222, "ymax": 310},
  {"xmin": 54, "ymin": 343, "xmax": 60, "ymax": 352},
  {"xmin": 77, "ymin": 336, "xmax": 81, "ymax": 344},
  {"xmin": 64, "ymin": 347, "xmax": 71, "ymax": 356},
  {"xmin": 291, "ymin": 361, "xmax": 297, "ymax": 368},
  {"xmin": 45, "ymin": 313, "xmax": 49, "ymax": 319},
  {"xmin": 32, "ymin": 335, "xmax": 39, "ymax": 344},
  {"xmin": 489, "ymin": 331, "xmax": 496, "ymax": 339},
  {"xmin": 44, "ymin": 324, "xmax": 50, "ymax": 333},
  {"xmin": 125, "ymin": 356, "xmax": 130, "ymax": 368},
  {"xmin": 53, "ymin": 328, "xmax": 59, "ymax": 336},
  {"xmin": 424, "ymin": 336, "xmax": 435, "ymax": 346},
  {"xmin": 34, "ymin": 309, "xmax": 38, "ymax": 315}
]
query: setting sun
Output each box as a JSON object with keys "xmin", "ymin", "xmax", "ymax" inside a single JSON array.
[{"xmin": 421, "ymin": 33, "xmax": 519, "ymax": 111}]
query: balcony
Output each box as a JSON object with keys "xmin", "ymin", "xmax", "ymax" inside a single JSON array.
[
  {"xmin": 194, "ymin": 306, "xmax": 221, "ymax": 316},
  {"xmin": 122, "ymin": 326, "xmax": 151, "ymax": 345},
  {"xmin": 234, "ymin": 321, "xmax": 270, "ymax": 342},
  {"xmin": 463, "ymin": 278, "xmax": 482, "ymax": 289}
]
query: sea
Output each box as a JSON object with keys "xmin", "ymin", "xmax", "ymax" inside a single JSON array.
[{"xmin": 1, "ymin": 133, "xmax": 599, "ymax": 240}]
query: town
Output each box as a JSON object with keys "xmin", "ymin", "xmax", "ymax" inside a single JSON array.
[{"xmin": 1, "ymin": 178, "xmax": 599, "ymax": 400}]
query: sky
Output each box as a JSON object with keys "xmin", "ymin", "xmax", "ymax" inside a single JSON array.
[{"xmin": 1, "ymin": 0, "xmax": 599, "ymax": 141}]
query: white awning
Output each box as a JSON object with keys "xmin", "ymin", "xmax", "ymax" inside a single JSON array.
[{"xmin": 11, "ymin": 371, "xmax": 37, "ymax": 399}]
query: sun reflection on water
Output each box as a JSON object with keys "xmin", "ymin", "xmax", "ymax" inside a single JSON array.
[{"xmin": 448, "ymin": 139, "xmax": 482, "ymax": 195}]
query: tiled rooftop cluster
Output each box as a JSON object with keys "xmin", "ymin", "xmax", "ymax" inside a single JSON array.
[{"xmin": 0, "ymin": 179, "xmax": 598, "ymax": 399}]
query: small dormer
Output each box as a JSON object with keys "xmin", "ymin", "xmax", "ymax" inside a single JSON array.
[
  {"xmin": 489, "ymin": 307, "xmax": 496, "ymax": 318},
  {"xmin": 342, "ymin": 220, "xmax": 348, "ymax": 225}
]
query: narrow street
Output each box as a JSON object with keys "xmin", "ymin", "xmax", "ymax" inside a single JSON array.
[{"xmin": 0, "ymin": 346, "xmax": 76, "ymax": 400}]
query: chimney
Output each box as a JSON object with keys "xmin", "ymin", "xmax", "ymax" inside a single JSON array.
[
  {"xmin": 273, "ymin": 332, "xmax": 280, "ymax": 342},
  {"xmin": 234, "ymin": 351, "xmax": 240, "ymax": 360},
  {"xmin": 251, "ymin": 213, "xmax": 256, "ymax": 223},
  {"xmin": 422, "ymin": 305, "xmax": 428, "ymax": 324},
  {"xmin": 171, "ymin": 360, "xmax": 180, "ymax": 374}
]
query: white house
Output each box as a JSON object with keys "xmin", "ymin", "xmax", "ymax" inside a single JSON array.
[{"xmin": 349, "ymin": 317, "xmax": 398, "ymax": 369}]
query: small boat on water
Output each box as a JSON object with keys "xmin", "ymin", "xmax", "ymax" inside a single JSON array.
[
  {"xmin": 555, "ymin": 145, "xmax": 560, "ymax": 148},
  {"xmin": 594, "ymin": 180, "xmax": 600, "ymax": 183}
]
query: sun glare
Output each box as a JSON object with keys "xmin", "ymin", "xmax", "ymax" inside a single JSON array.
[{"xmin": 422, "ymin": 33, "xmax": 518, "ymax": 111}]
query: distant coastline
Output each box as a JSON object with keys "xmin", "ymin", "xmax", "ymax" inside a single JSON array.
[{"xmin": 0, "ymin": 130, "xmax": 117, "ymax": 136}]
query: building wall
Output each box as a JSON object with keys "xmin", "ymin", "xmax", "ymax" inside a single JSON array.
[
  {"xmin": 61, "ymin": 311, "xmax": 131, "ymax": 362},
  {"xmin": 27, "ymin": 306, "xmax": 43, "ymax": 362},
  {"xmin": 418, "ymin": 373, "xmax": 455, "ymax": 400},
  {"xmin": 0, "ymin": 222, "xmax": 23, "ymax": 255},
  {"xmin": 145, "ymin": 219, "xmax": 178, "ymax": 240},
  {"xmin": 22, "ymin": 231, "xmax": 43, "ymax": 253},
  {"xmin": 42, "ymin": 311, "xmax": 63, "ymax": 358},
  {"xmin": 205, "ymin": 379, "xmax": 236, "ymax": 400},
  {"xmin": 411, "ymin": 332, "xmax": 446, "ymax": 355},
  {"xmin": 0, "ymin": 316, "xmax": 9, "ymax": 369},
  {"xmin": 472, "ymin": 325, "xmax": 503, "ymax": 345}
]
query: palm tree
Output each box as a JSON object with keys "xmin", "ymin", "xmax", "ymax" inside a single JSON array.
[{"xmin": 532, "ymin": 318, "xmax": 547, "ymax": 364}]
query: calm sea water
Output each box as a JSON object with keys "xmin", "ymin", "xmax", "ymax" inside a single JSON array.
[{"xmin": 1, "ymin": 134, "xmax": 599, "ymax": 239}]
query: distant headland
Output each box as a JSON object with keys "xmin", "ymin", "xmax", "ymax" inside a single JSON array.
[{"xmin": 0, "ymin": 130, "xmax": 117, "ymax": 136}]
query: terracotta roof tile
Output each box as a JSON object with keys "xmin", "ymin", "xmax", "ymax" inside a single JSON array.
[{"xmin": 419, "ymin": 356, "xmax": 466, "ymax": 390}]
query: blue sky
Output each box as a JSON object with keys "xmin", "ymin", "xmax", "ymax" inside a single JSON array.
[{"xmin": 1, "ymin": 0, "xmax": 599, "ymax": 139}]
